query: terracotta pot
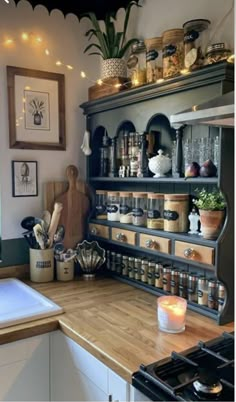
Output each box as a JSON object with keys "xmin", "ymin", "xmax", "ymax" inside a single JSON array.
[
  {"xmin": 101, "ymin": 58, "xmax": 127, "ymax": 79},
  {"xmin": 199, "ymin": 210, "xmax": 225, "ymax": 239}
]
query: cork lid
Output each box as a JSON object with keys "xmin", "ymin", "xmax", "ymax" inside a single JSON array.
[
  {"xmin": 144, "ymin": 37, "xmax": 162, "ymax": 50},
  {"xmin": 119, "ymin": 192, "xmax": 132, "ymax": 197},
  {"xmin": 96, "ymin": 190, "xmax": 107, "ymax": 195},
  {"xmin": 148, "ymin": 193, "xmax": 164, "ymax": 199},
  {"xmin": 107, "ymin": 191, "xmax": 119, "ymax": 196},
  {"xmin": 164, "ymin": 194, "xmax": 189, "ymax": 201},
  {"xmin": 162, "ymin": 28, "xmax": 184, "ymax": 45},
  {"xmin": 132, "ymin": 192, "xmax": 147, "ymax": 198}
]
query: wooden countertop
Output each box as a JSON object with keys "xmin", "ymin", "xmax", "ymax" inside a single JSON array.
[{"xmin": 0, "ymin": 278, "xmax": 234, "ymax": 382}]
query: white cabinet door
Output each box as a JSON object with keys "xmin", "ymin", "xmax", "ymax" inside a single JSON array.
[
  {"xmin": 109, "ymin": 369, "xmax": 130, "ymax": 402},
  {"xmin": 130, "ymin": 385, "xmax": 152, "ymax": 402},
  {"xmin": 0, "ymin": 334, "xmax": 49, "ymax": 401}
]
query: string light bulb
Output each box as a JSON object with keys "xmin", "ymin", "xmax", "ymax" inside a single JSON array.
[
  {"xmin": 56, "ymin": 60, "xmax": 62, "ymax": 66},
  {"xmin": 45, "ymin": 48, "xmax": 50, "ymax": 56},
  {"xmin": 3, "ymin": 38, "xmax": 14, "ymax": 47},
  {"xmin": 81, "ymin": 71, "xmax": 86, "ymax": 78},
  {"xmin": 21, "ymin": 32, "xmax": 29, "ymax": 41},
  {"xmin": 66, "ymin": 65, "xmax": 73, "ymax": 70},
  {"xmin": 97, "ymin": 79, "xmax": 103, "ymax": 85}
]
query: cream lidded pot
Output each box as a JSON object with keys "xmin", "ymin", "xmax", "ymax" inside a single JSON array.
[
  {"xmin": 148, "ymin": 150, "xmax": 171, "ymax": 178},
  {"xmin": 164, "ymin": 194, "xmax": 189, "ymax": 232}
]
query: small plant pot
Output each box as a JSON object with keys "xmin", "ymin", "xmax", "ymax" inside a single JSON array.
[
  {"xmin": 101, "ymin": 58, "xmax": 127, "ymax": 79},
  {"xmin": 199, "ymin": 210, "xmax": 225, "ymax": 239}
]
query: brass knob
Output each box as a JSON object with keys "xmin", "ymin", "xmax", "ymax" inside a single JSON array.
[
  {"xmin": 145, "ymin": 239, "xmax": 155, "ymax": 248},
  {"xmin": 184, "ymin": 248, "xmax": 195, "ymax": 258},
  {"xmin": 116, "ymin": 232, "xmax": 126, "ymax": 241},
  {"xmin": 90, "ymin": 227, "xmax": 98, "ymax": 235}
]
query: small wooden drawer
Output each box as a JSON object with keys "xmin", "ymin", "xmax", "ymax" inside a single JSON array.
[
  {"xmin": 89, "ymin": 223, "xmax": 109, "ymax": 239},
  {"xmin": 139, "ymin": 233, "xmax": 171, "ymax": 254},
  {"xmin": 174, "ymin": 241, "xmax": 214, "ymax": 266},
  {"xmin": 111, "ymin": 228, "xmax": 136, "ymax": 246}
]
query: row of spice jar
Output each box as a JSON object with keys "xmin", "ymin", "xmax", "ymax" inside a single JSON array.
[
  {"xmin": 96, "ymin": 190, "xmax": 189, "ymax": 232},
  {"xmin": 106, "ymin": 250, "xmax": 225, "ymax": 312}
]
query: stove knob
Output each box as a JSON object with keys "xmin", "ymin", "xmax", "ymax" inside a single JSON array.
[{"xmin": 184, "ymin": 247, "xmax": 195, "ymax": 258}]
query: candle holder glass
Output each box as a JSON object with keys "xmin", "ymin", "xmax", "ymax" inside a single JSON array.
[{"xmin": 157, "ymin": 295, "xmax": 187, "ymax": 333}]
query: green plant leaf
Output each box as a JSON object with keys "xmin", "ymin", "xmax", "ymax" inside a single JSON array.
[
  {"xmin": 121, "ymin": 1, "xmax": 140, "ymax": 48},
  {"xmin": 84, "ymin": 43, "xmax": 102, "ymax": 54},
  {"xmin": 118, "ymin": 37, "xmax": 139, "ymax": 58}
]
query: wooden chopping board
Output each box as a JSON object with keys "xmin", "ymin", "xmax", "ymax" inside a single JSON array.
[{"xmin": 44, "ymin": 165, "xmax": 93, "ymax": 250}]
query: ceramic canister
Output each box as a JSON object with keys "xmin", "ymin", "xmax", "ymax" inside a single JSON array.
[
  {"xmin": 30, "ymin": 248, "xmax": 54, "ymax": 283},
  {"xmin": 56, "ymin": 260, "xmax": 74, "ymax": 281}
]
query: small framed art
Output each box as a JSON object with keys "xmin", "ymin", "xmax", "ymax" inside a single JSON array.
[{"xmin": 12, "ymin": 161, "xmax": 38, "ymax": 197}]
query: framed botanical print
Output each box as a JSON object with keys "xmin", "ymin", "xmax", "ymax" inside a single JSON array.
[
  {"xmin": 12, "ymin": 161, "xmax": 38, "ymax": 197},
  {"xmin": 7, "ymin": 66, "xmax": 66, "ymax": 150}
]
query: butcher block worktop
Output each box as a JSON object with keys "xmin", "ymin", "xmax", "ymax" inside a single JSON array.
[{"xmin": 0, "ymin": 278, "xmax": 234, "ymax": 383}]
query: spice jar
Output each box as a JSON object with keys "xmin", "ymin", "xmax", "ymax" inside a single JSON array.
[
  {"xmin": 140, "ymin": 259, "xmax": 148, "ymax": 283},
  {"xmin": 128, "ymin": 40, "xmax": 147, "ymax": 87},
  {"xmin": 183, "ymin": 19, "xmax": 210, "ymax": 69},
  {"xmin": 132, "ymin": 192, "xmax": 147, "ymax": 226},
  {"xmin": 170, "ymin": 269, "xmax": 180, "ymax": 295},
  {"xmin": 205, "ymin": 43, "xmax": 232, "ymax": 64},
  {"xmin": 122, "ymin": 255, "xmax": 129, "ymax": 276},
  {"xmin": 197, "ymin": 276, "xmax": 208, "ymax": 306},
  {"xmin": 208, "ymin": 279, "xmax": 217, "ymax": 309},
  {"xmin": 155, "ymin": 263, "xmax": 163, "ymax": 289},
  {"xmin": 128, "ymin": 257, "xmax": 135, "ymax": 279},
  {"xmin": 111, "ymin": 251, "xmax": 116, "ymax": 272},
  {"xmin": 107, "ymin": 191, "xmax": 120, "ymax": 221},
  {"xmin": 106, "ymin": 250, "xmax": 111, "ymax": 270},
  {"xmin": 147, "ymin": 261, "xmax": 155, "ymax": 286},
  {"xmin": 162, "ymin": 28, "xmax": 184, "ymax": 78},
  {"xmin": 119, "ymin": 192, "xmax": 133, "ymax": 224},
  {"xmin": 179, "ymin": 271, "xmax": 188, "ymax": 299},
  {"xmin": 134, "ymin": 258, "xmax": 142, "ymax": 280},
  {"xmin": 217, "ymin": 282, "xmax": 225, "ymax": 312},
  {"xmin": 162, "ymin": 266, "xmax": 171, "ymax": 292},
  {"xmin": 164, "ymin": 194, "xmax": 189, "ymax": 232},
  {"xmin": 95, "ymin": 190, "xmax": 107, "ymax": 219},
  {"xmin": 147, "ymin": 193, "xmax": 164, "ymax": 229},
  {"xmin": 115, "ymin": 253, "xmax": 122, "ymax": 274},
  {"xmin": 145, "ymin": 37, "xmax": 163, "ymax": 83},
  {"xmin": 188, "ymin": 273, "xmax": 198, "ymax": 302}
]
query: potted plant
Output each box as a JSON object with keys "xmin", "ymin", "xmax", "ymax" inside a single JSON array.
[
  {"xmin": 81, "ymin": 1, "xmax": 140, "ymax": 79},
  {"xmin": 193, "ymin": 188, "xmax": 226, "ymax": 239}
]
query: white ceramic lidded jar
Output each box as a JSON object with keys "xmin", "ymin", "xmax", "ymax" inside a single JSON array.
[{"xmin": 148, "ymin": 149, "xmax": 171, "ymax": 177}]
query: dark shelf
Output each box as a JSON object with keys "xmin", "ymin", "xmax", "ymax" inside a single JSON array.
[{"xmin": 89, "ymin": 176, "xmax": 219, "ymax": 184}]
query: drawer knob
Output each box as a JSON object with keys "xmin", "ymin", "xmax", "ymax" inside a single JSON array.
[
  {"xmin": 90, "ymin": 227, "xmax": 98, "ymax": 235},
  {"xmin": 184, "ymin": 247, "xmax": 195, "ymax": 258},
  {"xmin": 116, "ymin": 232, "xmax": 126, "ymax": 241},
  {"xmin": 145, "ymin": 239, "xmax": 155, "ymax": 248}
]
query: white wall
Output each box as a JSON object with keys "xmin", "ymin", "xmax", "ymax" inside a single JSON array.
[{"xmin": 0, "ymin": 0, "xmax": 234, "ymax": 241}]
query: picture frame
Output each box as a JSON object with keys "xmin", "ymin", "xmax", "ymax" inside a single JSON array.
[
  {"xmin": 12, "ymin": 161, "xmax": 38, "ymax": 197},
  {"xmin": 7, "ymin": 66, "xmax": 66, "ymax": 150}
]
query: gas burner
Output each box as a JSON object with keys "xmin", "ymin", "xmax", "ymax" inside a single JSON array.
[{"xmin": 193, "ymin": 369, "xmax": 223, "ymax": 398}]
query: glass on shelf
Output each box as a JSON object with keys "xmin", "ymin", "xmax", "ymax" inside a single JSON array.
[
  {"xmin": 171, "ymin": 140, "xmax": 177, "ymax": 176},
  {"xmin": 183, "ymin": 138, "xmax": 192, "ymax": 169}
]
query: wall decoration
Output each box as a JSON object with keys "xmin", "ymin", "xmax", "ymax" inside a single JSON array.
[
  {"xmin": 7, "ymin": 66, "xmax": 66, "ymax": 150},
  {"xmin": 12, "ymin": 161, "xmax": 38, "ymax": 197}
]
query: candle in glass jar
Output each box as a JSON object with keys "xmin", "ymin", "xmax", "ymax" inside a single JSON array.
[{"xmin": 157, "ymin": 295, "xmax": 187, "ymax": 333}]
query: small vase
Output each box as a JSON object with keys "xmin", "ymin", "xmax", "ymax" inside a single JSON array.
[
  {"xmin": 101, "ymin": 58, "xmax": 127, "ymax": 79},
  {"xmin": 199, "ymin": 210, "xmax": 225, "ymax": 239}
]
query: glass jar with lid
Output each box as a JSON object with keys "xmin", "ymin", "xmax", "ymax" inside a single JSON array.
[
  {"xmin": 205, "ymin": 43, "xmax": 232, "ymax": 64},
  {"xmin": 188, "ymin": 273, "xmax": 198, "ymax": 302},
  {"xmin": 164, "ymin": 194, "xmax": 189, "ymax": 232},
  {"xmin": 147, "ymin": 193, "xmax": 164, "ymax": 229},
  {"xmin": 197, "ymin": 276, "xmax": 208, "ymax": 306},
  {"xmin": 183, "ymin": 19, "xmax": 211, "ymax": 69},
  {"xmin": 95, "ymin": 190, "xmax": 107, "ymax": 219},
  {"xmin": 107, "ymin": 191, "xmax": 120, "ymax": 221},
  {"xmin": 162, "ymin": 28, "xmax": 184, "ymax": 78},
  {"xmin": 144, "ymin": 37, "xmax": 163, "ymax": 83},
  {"xmin": 132, "ymin": 192, "xmax": 147, "ymax": 226},
  {"xmin": 127, "ymin": 40, "xmax": 147, "ymax": 87},
  {"xmin": 119, "ymin": 192, "xmax": 133, "ymax": 224}
]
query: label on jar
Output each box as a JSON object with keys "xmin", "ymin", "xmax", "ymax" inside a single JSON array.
[
  {"xmin": 147, "ymin": 210, "xmax": 160, "ymax": 219},
  {"xmin": 133, "ymin": 208, "xmax": 144, "ymax": 217},
  {"xmin": 107, "ymin": 205, "xmax": 118, "ymax": 213},
  {"xmin": 120, "ymin": 205, "xmax": 132, "ymax": 214},
  {"xmin": 163, "ymin": 44, "xmax": 177, "ymax": 57},
  {"xmin": 184, "ymin": 30, "xmax": 199, "ymax": 43},
  {"xmin": 96, "ymin": 205, "xmax": 106, "ymax": 217},
  {"xmin": 163, "ymin": 210, "xmax": 179, "ymax": 221}
]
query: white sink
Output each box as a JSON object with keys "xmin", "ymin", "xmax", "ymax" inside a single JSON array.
[{"xmin": 0, "ymin": 278, "xmax": 63, "ymax": 329}]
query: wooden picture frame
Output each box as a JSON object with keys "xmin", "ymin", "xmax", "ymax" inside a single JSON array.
[
  {"xmin": 7, "ymin": 66, "xmax": 66, "ymax": 150},
  {"xmin": 12, "ymin": 161, "xmax": 38, "ymax": 197}
]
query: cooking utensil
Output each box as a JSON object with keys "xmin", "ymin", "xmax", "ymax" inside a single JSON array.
[
  {"xmin": 54, "ymin": 225, "xmax": 65, "ymax": 243},
  {"xmin": 33, "ymin": 223, "xmax": 47, "ymax": 250},
  {"xmin": 41, "ymin": 210, "xmax": 51, "ymax": 232},
  {"xmin": 48, "ymin": 202, "xmax": 63, "ymax": 248},
  {"xmin": 21, "ymin": 216, "xmax": 42, "ymax": 231}
]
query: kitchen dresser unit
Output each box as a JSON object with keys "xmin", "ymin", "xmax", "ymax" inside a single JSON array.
[{"xmin": 80, "ymin": 61, "xmax": 234, "ymax": 325}]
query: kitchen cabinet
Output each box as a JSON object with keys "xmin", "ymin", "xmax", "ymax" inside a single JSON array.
[
  {"xmin": 81, "ymin": 62, "xmax": 234, "ymax": 325},
  {"xmin": 50, "ymin": 330, "xmax": 130, "ymax": 401},
  {"xmin": 0, "ymin": 334, "xmax": 49, "ymax": 401}
]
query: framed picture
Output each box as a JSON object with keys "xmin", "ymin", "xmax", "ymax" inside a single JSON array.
[
  {"xmin": 7, "ymin": 66, "xmax": 66, "ymax": 150},
  {"xmin": 12, "ymin": 161, "xmax": 38, "ymax": 197}
]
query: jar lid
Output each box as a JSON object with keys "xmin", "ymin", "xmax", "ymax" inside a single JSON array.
[
  {"xmin": 107, "ymin": 191, "xmax": 119, "ymax": 196},
  {"xmin": 131, "ymin": 40, "xmax": 146, "ymax": 53},
  {"xmin": 144, "ymin": 37, "xmax": 162, "ymax": 50},
  {"xmin": 182, "ymin": 19, "xmax": 211, "ymax": 32},
  {"xmin": 119, "ymin": 191, "xmax": 132, "ymax": 197},
  {"xmin": 162, "ymin": 28, "xmax": 184, "ymax": 45},
  {"xmin": 132, "ymin": 192, "xmax": 147, "ymax": 197},
  {"xmin": 164, "ymin": 194, "xmax": 189, "ymax": 201},
  {"xmin": 96, "ymin": 190, "xmax": 106, "ymax": 195},
  {"xmin": 148, "ymin": 193, "xmax": 164, "ymax": 199}
]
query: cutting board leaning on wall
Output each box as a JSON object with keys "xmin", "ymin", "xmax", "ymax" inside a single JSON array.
[{"xmin": 44, "ymin": 165, "xmax": 93, "ymax": 249}]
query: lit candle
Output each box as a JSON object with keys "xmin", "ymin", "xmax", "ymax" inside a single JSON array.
[{"xmin": 157, "ymin": 295, "xmax": 187, "ymax": 333}]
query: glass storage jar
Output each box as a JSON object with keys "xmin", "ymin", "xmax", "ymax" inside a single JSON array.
[
  {"xmin": 147, "ymin": 261, "xmax": 155, "ymax": 286},
  {"xmin": 197, "ymin": 276, "xmax": 208, "ymax": 306},
  {"xmin": 107, "ymin": 191, "xmax": 120, "ymax": 221},
  {"xmin": 128, "ymin": 257, "xmax": 135, "ymax": 279},
  {"xmin": 162, "ymin": 28, "xmax": 184, "ymax": 78},
  {"xmin": 132, "ymin": 192, "xmax": 147, "ymax": 226},
  {"xmin": 95, "ymin": 190, "xmax": 107, "ymax": 219},
  {"xmin": 119, "ymin": 192, "xmax": 133, "ymax": 224},
  {"xmin": 170, "ymin": 269, "xmax": 180, "ymax": 295},
  {"xmin": 188, "ymin": 273, "xmax": 198, "ymax": 302},
  {"xmin": 155, "ymin": 263, "xmax": 163, "ymax": 289},
  {"xmin": 134, "ymin": 258, "xmax": 142, "ymax": 280},
  {"xmin": 208, "ymin": 279, "xmax": 217, "ymax": 309},
  {"xmin": 162, "ymin": 266, "xmax": 171, "ymax": 292},
  {"xmin": 140, "ymin": 259, "xmax": 148, "ymax": 283},
  {"xmin": 179, "ymin": 271, "xmax": 188, "ymax": 299},
  {"xmin": 164, "ymin": 194, "xmax": 189, "ymax": 232},
  {"xmin": 128, "ymin": 40, "xmax": 147, "ymax": 87},
  {"xmin": 145, "ymin": 37, "xmax": 163, "ymax": 83},
  {"xmin": 147, "ymin": 193, "xmax": 164, "ymax": 229},
  {"xmin": 122, "ymin": 255, "xmax": 129, "ymax": 276},
  {"xmin": 205, "ymin": 43, "xmax": 232, "ymax": 64},
  {"xmin": 183, "ymin": 19, "xmax": 210, "ymax": 69}
]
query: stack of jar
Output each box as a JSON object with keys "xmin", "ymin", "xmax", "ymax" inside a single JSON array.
[{"xmin": 106, "ymin": 249, "xmax": 225, "ymax": 312}]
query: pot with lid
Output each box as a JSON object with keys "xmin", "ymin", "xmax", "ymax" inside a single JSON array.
[{"xmin": 148, "ymin": 149, "xmax": 171, "ymax": 178}]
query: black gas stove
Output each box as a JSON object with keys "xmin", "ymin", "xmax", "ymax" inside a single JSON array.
[{"xmin": 132, "ymin": 332, "xmax": 234, "ymax": 401}]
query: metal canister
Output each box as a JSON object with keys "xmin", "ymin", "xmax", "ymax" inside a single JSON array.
[
  {"xmin": 140, "ymin": 259, "xmax": 148, "ymax": 283},
  {"xmin": 122, "ymin": 255, "xmax": 129, "ymax": 276},
  {"xmin": 147, "ymin": 261, "xmax": 155, "ymax": 285},
  {"xmin": 170, "ymin": 269, "xmax": 180, "ymax": 295},
  {"xmin": 134, "ymin": 258, "xmax": 142, "ymax": 280},
  {"xmin": 115, "ymin": 253, "xmax": 122, "ymax": 274},
  {"xmin": 179, "ymin": 271, "xmax": 188, "ymax": 299},
  {"xmin": 197, "ymin": 276, "xmax": 208, "ymax": 306},
  {"xmin": 164, "ymin": 194, "xmax": 189, "ymax": 232},
  {"xmin": 155, "ymin": 262, "xmax": 163, "ymax": 288},
  {"xmin": 162, "ymin": 266, "xmax": 171, "ymax": 292},
  {"xmin": 188, "ymin": 273, "xmax": 198, "ymax": 302},
  {"xmin": 217, "ymin": 282, "xmax": 225, "ymax": 312},
  {"xmin": 128, "ymin": 257, "xmax": 135, "ymax": 279},
  {"xmin": 111, "ymin": 251, "xmax": 116, "ymax": 272},
  {"xmin": 208, "ymin": 279, "xmax": 217, "ymax": 309}
]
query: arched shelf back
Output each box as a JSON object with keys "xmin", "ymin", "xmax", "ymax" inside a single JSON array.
[
  {"xmin": 89, "ymin": 125, "xmax": 108, "ymax": 177},
  {"xmin": 146, "ymin": 113, "xmax": 175, "ymax": 155},
  {"xmin": 115, "ymin": 120, "xmax": 136, "ymax": 137}
]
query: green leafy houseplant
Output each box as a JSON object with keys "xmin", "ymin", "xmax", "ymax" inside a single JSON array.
[
  {"xmin": 81, "ymin": 1, "xmax": 140, "ymax": 59},
  {"xmin": 193, "ymin": 188, "xmax": 226, "ymax": 211}
]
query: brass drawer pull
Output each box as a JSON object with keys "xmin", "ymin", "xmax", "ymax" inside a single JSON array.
[
  {"xmin": 184, "ymin": 247, "xmax": 195, "ymax": 258},
  {"xmin": 90, "ymin": 227, "xmax": 98, "ymax": 235},
  {"xmin": 116, "ymin": 232, "xmax": 126, "ymax": 241},
  {"xmin": 145, "ymin": 239, "xmax": 156, "ymax": 249}
]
